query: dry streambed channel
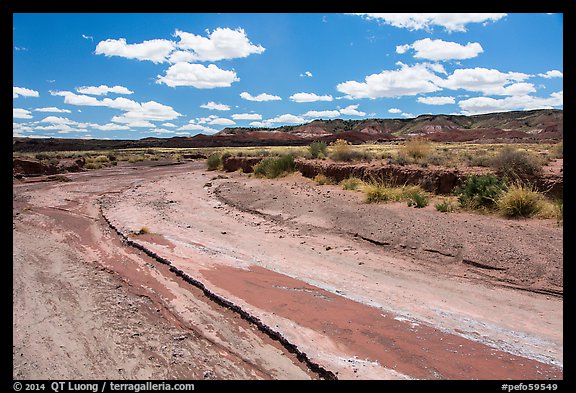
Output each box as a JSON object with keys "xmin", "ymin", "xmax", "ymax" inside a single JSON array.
[{"xmin": 13, "ymin": 160, "xmax": 563, "ymax": 380}]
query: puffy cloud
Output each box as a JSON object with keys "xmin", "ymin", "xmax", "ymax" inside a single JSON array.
[
  {"xmin": 268, "ymin": 114, "xmax": 305, "ymax": 124},
  {"xmin": 388, "ymin": 108, "xmax": 402, "ymax": 113},
  {"xmin": 200, "ymin": 101, "xmax": 230, "ymax": 111},
  {"xmin": 438, "ymin": 67, "xmax": 534, "ymax": 96},
  {"xmin": 396, "ymin": 38, "xmax": 483, "ymax": 61},
  {"xmin": 337, "ymin": 63, "xmax": 444, "ymax": 99},
  {"xmin": 401, "ymin": 112, "xmax": 415, "ymax": 118},
  {"xmin": 174, "ymin": 27, "xmax": 265, "ymax": 62},
  {"xmin": 13, "ymin": 87, "xmax": 39, "ymax": 98},
  {"xmin": 208, "ymin": 117, "xmax": 236, "ymax": 126},
  {"xmin": 350, "ymin": 13, "xmax": 506, "ymax": 32},
  {"xmin": 51, "ymin": 90, "xmax": 101, "ymax": 106},
  {"xmin": 240, "ymin": 92, "xmax": 282, "ymax": 101},
  {"xmin": 538, "ymin": 70, "xmax": 563, "ymax": 79},
  {"xmin": 417, "ymin": 96, "xmax": 456, "ymax": 105},
  {"xmin": 339, "ymin": 104, "xmax": 366, "ymax": 116},
  {"xmin": 302, "ymin": 110, "xmax": 341, "ymax": 118},
  {"xmin": 110, "ymin": 118, "xmax": 155, "ymax": 128},
  {"xmin": 39, "ymin": 116, "xmax": 74, "ymax": 124},
  {"xmin": 300, "ymin": 71, "xmax": 313, "ymax": 77},
  {"xmin": 93, "ymin": 123, "xmax": 131, "ymax": 131},
  {"xmin": 157, "ymin": 63, "xmax": 239, "ymax": 88},
  {"xmin": 458, "ymin": 91, "xmax": 563, "ymax": 115},
  {"xmin": 289, "ymin": 92, "xmax": 333, "ymax": 102},
  {"xmin": 76, "ymin": 85, "xmax": 134, "ymax": 95},
  {"xmin": 231, "ymin": 113, "xmax": 262, "ymax": 120},
  {"xmin": 162, "ymin": 122, "xmax": 177, "ymax": 127},
  {"xmin": 249, "ymin": 121, "xmax": 274, "ymax": 127},
  {"xmin": 111, "ymin": 101, "xmax": 181, "ymax": 123},
  {"xmin": 167, "ymin": 50, "xmax": 196, "ymax": 64},
  {"xmin": 13, "ymin": 108, "xmax": 33, "ymax": 119},
  {"xmin": 95, "ymin": 38, "xmax": 175, "ymax": 63},
  {"xmin": 34, "ymin": 107, "xmax": 72, "ymax": 113},
  {"xmin": 177, "ymin": 123, "xmax": 219, "ymax": 134}
]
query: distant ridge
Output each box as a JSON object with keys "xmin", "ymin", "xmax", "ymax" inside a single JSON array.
[{"xmin": 13, "ymin": 109, "xmax": 562, "ymax": 152}]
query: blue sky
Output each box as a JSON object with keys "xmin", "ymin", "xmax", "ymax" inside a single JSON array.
[{"xmin": 13, "ymin": 13, "xmax": 563, "ymax": 140}]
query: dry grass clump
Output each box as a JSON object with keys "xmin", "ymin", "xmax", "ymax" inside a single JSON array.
[
  {"xmin": 363, "ymin": 180, "xmax": 426, "ymax": 204},
  {"xmin": 313, "ymin": 173, "xmax": 336, "ymax": 185},
  {"xmin": 340, "ymin": 177, "xmax": 364, "ymax": 190},
  {"xmin": 401, "ymin": 138, "xmax": 432, "ymax": 160},
  {"xmin": 490, "ymin": 147, "xmax": 543, "ymax": 180},
  {"xmin": 329, "ymin": 139, "xmax": 370, "ymax": 162}
]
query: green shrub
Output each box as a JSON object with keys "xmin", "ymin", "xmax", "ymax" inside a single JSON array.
[
  {"xmin": 435, "ymin": 200, "xmax": 454, "ymax": 213},
  {"xmin": 490, "ymin": 147, "xmax": 543, "ymax": 180},
  {"xmin": 206, "ymin": 153, "xmax": 222, "ymax": 170},
  {"xmin": 253, "ymin": 154, "xmax": 295, "ymax": 178},
  {"xmin": 456, "ymin": 174, "xmax": 507, "ymax": 210},
  {"xmin": 340, "ymin": 177, "xmax": 364, "ymax": 190},
  {"xmin": 309, "ymin": 141, "xmax": 328, "ymax": 159},
  {"xmin": 407, "ymin": 191, "xmax": 429, "ymax": 208},
  {"xmin": 497, "ymin": 183, "xmax": 543, "ymax": 218}
]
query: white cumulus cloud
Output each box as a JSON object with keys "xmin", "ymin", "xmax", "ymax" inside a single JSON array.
[
  {"xmin": 157, "ymin": 63, "xmax": 239, "ymax": 88},
  {"xmin": 439, "ymin": 67, "xmax": 534, "ymax": 96},
  {"xmin": 417, "ymin": 96, "xmax": 456, "ymax": 105},
  {"xmin": 268, "ymin": 114, "xmax": 305, "ymax": 124},
  {"xmin": 14, "ymin": 87, "xmax": 40, "ymax": 98},
  {"xmin": 339, "ymin": 104, "xmax": 366, "ymax": 116},
  {"xmin": 302, "ymin": 110, "xmax": 341, "ymax": 118},
  {"xmin": 458, "ymin": 91, "xmax": 563, "ymax": 115},
  {"xmin": 396, "ymin": 38, "xmax": 483, "ymax": 61},
  {"xmin": 95, "ymin": 38, "xmax": 175, "ymax": 63},
  {"xmin": 34, "ymin": 107, "xmax": 72, "ymax": 113},
  {"xmin": 350, "ymin": 13, "xmax": 506, "ymax": 32},
  {"xmin": 231, "ymin": 113, "xmax": 262, "ymax": 120},
  {"xmin": 208, "ymin": 117, "xmax": 236, "ymax": 126},
  {"xmin": 538, "ymin": 70, "xmax": 563, "ymax": 79},
  {"xmin": 13, "ymin": 108, "xmax": 33, "ymax": 119},
  {"xmin": 76, "ymin": 85, "xmax": 134, "ymax": 96},
  {"xmin": 200, "ymin": 101, "xmax": 230, "ymax": 111},
  {"xmin": 337, "ymin": 62, "xmax": 444, "ymax": 99},
  {"xmin": 388, "ymin": 108, "xmax": 402, "ymax": 113},
  {"xmin": 289, "ymin": 92, "xmax": 333, "ymax": 102},
  {"xmin": 174, "ymin": 27, "xmax": 265, "ymax": 62},
  {"xmin": 240, "ymin": 92, "xmax": 282, "ymax": 101}
]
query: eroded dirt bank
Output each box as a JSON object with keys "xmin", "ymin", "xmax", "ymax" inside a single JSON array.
[{"xmin": 13, "ymin": 160, "xmax": 562, "ymax": 380}]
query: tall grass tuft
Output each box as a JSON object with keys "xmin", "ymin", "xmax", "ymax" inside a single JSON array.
[
  {"xmin": 497, "ymin": 182, "xmax": 544, "ymax": 218},
  {"xmin": 253, "ymin": 154, "xmax": 295, "ymax": 178}
]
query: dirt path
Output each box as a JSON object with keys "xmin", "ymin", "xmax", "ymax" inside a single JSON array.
[{"xmin": 13, "ymin": 160, "xmax": 563, "ymax": 380}]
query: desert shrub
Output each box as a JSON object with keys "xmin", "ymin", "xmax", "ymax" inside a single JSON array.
[
  {"xmin": 456, "ymin": 174, "xmax": 507, "ymax": 210},
  {"xmin": 94, "ymin": 155, "xmax": 109, "ymax": 163},
  {"xmin": 402, "ymin": 138, "xmax": 432, "ymax": 160},
  {"xmin": 496, "ymin": 183, "xmax": 543, "ymax": 218},
  {"xmin": 407, "ymin": 191, "xmax": 429, "ymax": 208},
  {"xmin": 551, "ymin": 142, "xmax": 563, "ymax": 159},
  {"xmin": 309, "ymin": 141, "xmax": 328, "ymax": 159},
  {"xmin": 391, "ymin": 153, "xmax": 409, "ymax": 166},
  {"xmin": 128, "ymin": 155, "xmax": 145, "ymax": 163},
  {"xmin": 206, "ymin": 153, "xmax": 222, "ymax": 170},
  {"xmin": 340, "ymin": 177, "xmax": 364, "ymax": 190},
  {"xmin": 364, "ymin": 181, "xmax": 425, "ymax": 204},
  {"xmin": 85, "ymin": 162, "xmax": 103, "ymax": 170},
  {"xmin": 490, "ymin": 147, "xmax": 543, "ymax": 180},
  {"xmin": 253, "ymin": 154, "xmax": 295, "ymax": 178},
  {"xmin": 466, "ymin": 154, "xmax": 492, "ymax": 167},
  {"xmin": 135, "ymin": 226, "xmax": 151, "ymax": 235},
  {"xmin": 329, "ymin": 139, "xmax": 367, "ymax": 162},
  {"xmin": 35, "ymin": 153, "xmax": 50, "ymax": 160},
  {"xmin": 314, "ymin": 173, "xmax": 335, "ymax": 185},
  {"xmin": 435, "ymin": 200, "xmax": 454, "ymax": 213}
]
